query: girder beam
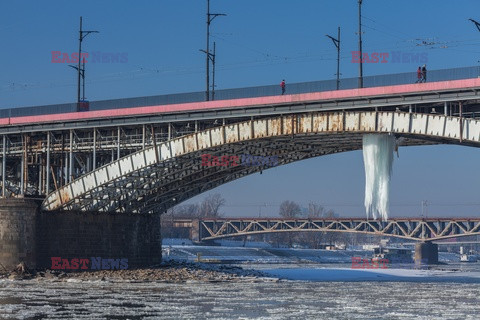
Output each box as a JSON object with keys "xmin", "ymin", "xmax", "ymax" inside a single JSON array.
[{"xmin": 189, "ymin": 218, "xmax": 480, "ymax": 241}]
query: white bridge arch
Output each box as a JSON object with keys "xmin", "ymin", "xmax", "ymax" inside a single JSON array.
[{"xmin": 42, "ymin": 111, "xmax": 480, "ymax": 214}]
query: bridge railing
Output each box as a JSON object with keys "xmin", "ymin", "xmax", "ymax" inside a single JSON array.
[{"xmin": 2, "ymin": 65, "xmax": 480, "ymax": 118}]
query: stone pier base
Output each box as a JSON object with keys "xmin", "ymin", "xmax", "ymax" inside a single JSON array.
[
  {"xmin": 0, "ymin": 199, "xmax": 38, "ymax": 269},
  {"xmin": 414, "ymin": 242, "xmax": 439, "ymax": 265},
  {"xmin": 0, "ymin": 198, "xmax": 162, "ymax": 270}
]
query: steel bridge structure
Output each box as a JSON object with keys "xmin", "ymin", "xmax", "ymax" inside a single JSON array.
[
  {"xmin": 2, "ymin": 67, "xmax": 480, "ymax": 214},
  {"xmin": 173, "ymin": 218, "xmax": 480, "ymax": 242}
]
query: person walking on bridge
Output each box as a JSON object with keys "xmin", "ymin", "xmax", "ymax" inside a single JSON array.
[
  {"xmin": 415, "ymin": 66, "xmax": 422, "ymax": 83},
  {"xmin": 421, "ymin": 65, "xmax": 427, "ymax": 82},
  {"xmin": 280, "ymin": 79, "xmax": 286, "ymax": 95}
]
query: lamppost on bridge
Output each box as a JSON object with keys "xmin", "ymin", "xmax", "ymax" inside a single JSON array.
[
  {"xmin": 469, "ymin": 18, "xmax": 480, "ymax": 73},
  {"xmin": 212, "ymin": 41, "xmax": 217, "ymax": 100},
  {"xmin": 200, "ymin": 41, "xmax": 217, "ymax": 100},
  {"xmin": 326, "ymin": 27, "xmax": 341, "ymax": 90},
  {"xmin": 69, "ymin": 56, "xmax": 87, "ymax": 101},
  {"xmin": 76, "ymin": 17, "xmax": 98, "ymax": 107},
  {"xmin": 204, "ymin": 0, "xmax": 226, "ymax": 101},
  {"xmin": 357, "ymin": 0, "xmax": 364, "ymax": 89}
]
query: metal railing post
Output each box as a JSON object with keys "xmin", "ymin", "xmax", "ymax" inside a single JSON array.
[
  {"xmin": 69, "ymin": 130, "xmax": 73, "ymax": 182},
  {"xmin": 2, "ymin": 135, "xmax": 5, "ymax": 197},
  {"xmin": 46, "ymin": 132, "xmax": 50, "ymax": 194},
  {"xmin": 93, "ymin": 129, "xmax": 97, "ymax": 170}
]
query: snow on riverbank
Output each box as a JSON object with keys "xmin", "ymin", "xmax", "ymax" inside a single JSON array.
[
  {"xmin": 162, "ymin": 244, "xmax": 464, "ymax": 264},
  {"xmin": 161, "ymin": 244, "xmax": 480, "ymax": 282},
  {"xmin": 163, "ymin": 245, "xmax": 372, "ymax": 264}
]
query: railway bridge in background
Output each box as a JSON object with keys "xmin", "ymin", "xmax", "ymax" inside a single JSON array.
[
  {"xmin": 173, "ymin": 217, "xmax": 480, "ymax": 264},
  {"xmin": 2, "ymin": 66, "xmax": 480, "ymax": 268},
  {"xmin": 172, "ymin": 218, "xmax": 480, "ymax": 243}
]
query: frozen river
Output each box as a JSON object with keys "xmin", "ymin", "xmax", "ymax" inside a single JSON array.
[
  {"xmin": 1, "ymin": 265, "xmax": 480, "ymax": 319},
  {"xmin": 1, "ymin": 245, "xmax": 480, "ymax": 319}
]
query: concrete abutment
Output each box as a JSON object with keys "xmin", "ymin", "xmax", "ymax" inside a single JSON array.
[
  {"xmin": 0, "ymin": 198, "xmax": 162, "ymax": 270},
  {"xmin": 0, "ymin": 199, "xmax": 38, "ymax": 269}
]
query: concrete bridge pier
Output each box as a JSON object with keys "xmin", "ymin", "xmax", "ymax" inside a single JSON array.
[
  {"xmin": 414, "ymin": 241, "xmax": 439, "ymax": 265},
  {"xmin": 0, "ymin": 198, "xmax": 162, "ymax": 270},
  {"xmin": 0, "ymin": 198, "xmax": 38, "ymax": 269}
]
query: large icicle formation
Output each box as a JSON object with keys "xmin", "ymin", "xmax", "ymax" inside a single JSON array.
[{"xmin": 362, "ymin": 134, "xmax": 395, "ymax": 220}]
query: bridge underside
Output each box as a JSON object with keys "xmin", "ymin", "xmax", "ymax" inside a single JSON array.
[
  {"xmin": 45, "ymin": 133, "xmax": 430, "ymax": 214},
  {"xmin": 41, "ymin": 111, "xmax": 480, "ymax": 214}
]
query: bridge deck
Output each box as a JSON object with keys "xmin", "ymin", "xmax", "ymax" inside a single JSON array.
[
  {"xmin": 3, "ymin": 73, "xmax": 480, "ymax": 211},
  {"xmin": 2, "ymin": 78, "xmax": 480, "ymax": 129}
]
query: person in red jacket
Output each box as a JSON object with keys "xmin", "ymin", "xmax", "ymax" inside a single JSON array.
[
  {"xmin": 416, "ymin": 66, "xmax": 422, "ymax": 83},
  {"xmin": 280, "ymin": 79, "xmax": 286, "ymax": 95}
]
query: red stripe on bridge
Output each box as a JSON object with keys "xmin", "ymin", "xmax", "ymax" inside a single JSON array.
[{"xmin": 4, "ymin": 78, "xmax": 480, "ymax": 126}]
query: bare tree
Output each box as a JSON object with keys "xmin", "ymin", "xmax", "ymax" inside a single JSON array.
[
  {"xmin": 175, "ymin": 204, "xmax": 200, "ymax": 218},
  {"xmin": 199, "ymin": 193, "xmax": 225, "ymax": 218},
  {"xmin": 307, "ymin": 202, "xmax": 325, "ymax": 218},
  {"xmin": 161, "ymin": 206, "xmax": 177, "ymax": 239},
  {"xmin": 279, "ymin": 200, "xmax": 301, "ymax": 218},
  {"xmin": 323, "ymin": 208, "xmax": 341, "ymax": 246},
  {"xmin": 296, "ymin": 202, "xmax": 328, "ymax": 248},
  {"xmin": 294, "ymin": 202, "xmax": 341, "ymax": 249},
  {"xmin": 278, "ymin": 200, "xmax": 302, "ymax": 247},
  {"xmin": 161, "ymin": 194, "xmax": 226, "ymax": 240}
]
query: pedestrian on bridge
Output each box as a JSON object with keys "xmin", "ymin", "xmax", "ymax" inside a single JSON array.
[
  {"xmin": 415, "ymin": 66, "xmax": 422, "ymax": 83},
  {"xmin": 421, "ymin": 65, "xmax": 427, "ymax": 82},
  {"xmin": 280, "ymin": 79, "xmax": 286, "ymax": 95}
]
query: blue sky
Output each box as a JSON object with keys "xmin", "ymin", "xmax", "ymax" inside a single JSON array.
[{"xmin": 2, "ymin": 1, "xmax": 480, "ymax": 217}]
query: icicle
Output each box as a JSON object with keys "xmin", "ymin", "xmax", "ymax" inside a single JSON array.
[{"xmin": 362, "ymin": 134, "xmax": 395, "ymax": 220}]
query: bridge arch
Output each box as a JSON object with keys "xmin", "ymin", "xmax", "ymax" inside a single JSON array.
[{"xmin": 42, "ymin": 111, "xmax": 480, "ymax": 213}]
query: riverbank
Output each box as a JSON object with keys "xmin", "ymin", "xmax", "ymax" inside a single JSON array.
[{"xmin": 0, "ymin": 261, "xmax": 275, "ymax": 283}]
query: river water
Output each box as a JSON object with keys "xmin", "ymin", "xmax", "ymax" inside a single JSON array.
[{"xmin": 1, "ymin": 263, "xmax": 479, "ymax": 319}]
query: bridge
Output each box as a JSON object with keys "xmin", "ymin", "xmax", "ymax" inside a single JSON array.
[
  {"xmin": 1, "ymin": 66, "xmax": 480, "ymax": 212},
  {"xmin": 172, "ymin": 218, "xmax": 480, "ymax": 242},
  {"xmin": 173, "ymin": 217, "xmax": 480, "ymax": 264},
  {"xmin": 2, "ymin": 66, "xmax": 480, "ymax": 268}
]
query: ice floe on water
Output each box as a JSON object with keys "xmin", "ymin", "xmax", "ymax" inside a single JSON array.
[
  {"xmin": 0, "ymin": 277, "xmax": 480, "ymax": 319},
  {"xmin": 262, "ymin": 267, "xmax": 480, "ymax": 282},
  {"xmin": 1, "ymin": 246, "xmax": 479, "ymax": 319}
]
